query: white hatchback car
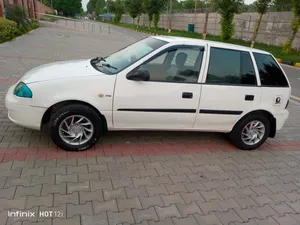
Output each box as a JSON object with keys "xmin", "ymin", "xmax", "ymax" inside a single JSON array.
[{"xmin": 5, "ymin": 36, "xmax": 291, "ymax": 151}]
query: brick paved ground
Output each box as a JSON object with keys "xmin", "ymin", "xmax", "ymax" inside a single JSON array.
[{"xmin": 1, "ymin": 20, "xmax": 300, "ymax": 225}]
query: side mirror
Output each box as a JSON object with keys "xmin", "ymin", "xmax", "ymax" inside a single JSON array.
[{"xmin": 126, "ymin": 69, "xmax": 150, "ymax": 81}]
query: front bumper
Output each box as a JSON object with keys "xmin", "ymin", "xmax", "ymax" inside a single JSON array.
[
  {"xmin": 274, "ymin": 109, "xmax": 289, "ymax": 131},
  {"xmin": 5, "ymin": 85, "xmax": 47, "ymax": 130}
]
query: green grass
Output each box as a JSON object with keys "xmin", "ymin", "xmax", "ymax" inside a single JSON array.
[{"xmin": 107, "ymin": 22, "xmax": 300, "ymax": 63}]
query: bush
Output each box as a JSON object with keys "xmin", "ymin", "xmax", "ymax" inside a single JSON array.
[
  {"xmin": 0, "ymin": 18, "xmax": 19, "ymax": 43},
  {"xmin": 6, "ymin": 6, "xmax": 32, "ymax": 32}
]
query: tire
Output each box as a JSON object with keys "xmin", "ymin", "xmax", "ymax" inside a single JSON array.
[
  {"xmin": 228, "ymin": 113, "xmax": 270, "ymax": 150},
  {"xmin": 49, "ymin": 104, "xmax": 102, "ymax": 151}
]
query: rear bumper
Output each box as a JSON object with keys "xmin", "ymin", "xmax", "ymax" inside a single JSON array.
[{"xmin": 274, "ymin": 109, "xmax": 289, "ymax": 131}]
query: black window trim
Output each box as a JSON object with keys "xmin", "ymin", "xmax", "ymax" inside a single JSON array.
[
  {"xmin": 253, "ymin": 52, "xmax": 290, "ymax": 88},
  {"xmin": 127, "ymin": 44, "xmax": 205, "ymax": 84},
  {"xmin": 204, "ymin": 46, "xmax": 258, "ymax": 87}
]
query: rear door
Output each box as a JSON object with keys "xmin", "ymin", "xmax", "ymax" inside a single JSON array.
[{"xmin": 194, "ymin": 46, "xmax": 262, "ymax": 132}]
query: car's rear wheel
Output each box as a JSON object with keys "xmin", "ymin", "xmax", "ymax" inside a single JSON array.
[
  {"xmin": 49, "ymin": 104, "xmax": 102, "ymax": 151},
  {"xmin": 228, "ymin": 114, "xmax": 270, "ymax": 150}
]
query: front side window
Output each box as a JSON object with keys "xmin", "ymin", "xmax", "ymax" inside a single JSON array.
[
  {"xmin": 137, "ymin": 46, "xmax": 204, "ymax": 83},
  {"xmin": 206, "ymin": 48, "xmax": 257, "ymax": 85},
  {"xmin": 253, "ymin": 53, "xmax": 289, "ymax": 87},
  {"xmin": 92, "ymin": 37, "xmax": 167, "ymax": 74}
]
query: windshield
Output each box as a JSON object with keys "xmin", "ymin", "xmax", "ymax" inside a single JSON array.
[{"xmin": 91, "ymin": 37, "xmax": 167, "ymax": 74}]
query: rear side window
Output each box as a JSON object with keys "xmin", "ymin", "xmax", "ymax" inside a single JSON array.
[
  {"xmin": 206, "ymin": 48, "xmax": 257, "ymax": 85},
  {"xmin": 253, "ymin": 53, "xmax": 289, "ymax": 87}
]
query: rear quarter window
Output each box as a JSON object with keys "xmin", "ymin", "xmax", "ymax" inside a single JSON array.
[{"xmin": 253, "ymin": 53, "xmax": 289, "ymax": 87}]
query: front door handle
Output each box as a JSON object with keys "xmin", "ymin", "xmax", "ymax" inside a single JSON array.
[
  {"xmin": 182, "ymin": 92, "xmax": 193, "ymax": 99},
  {"xmin": 245, "ymin": 95, "xmax": 254, "ymax": 101}
]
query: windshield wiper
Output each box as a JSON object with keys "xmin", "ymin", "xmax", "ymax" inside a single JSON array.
[
  {"xmin": 91, "ymin": 57, "xmax": 106, "ymax": 64},
  {"xmin": 100, "ymin": 63, "xmax": 118, "ymax": 70}
]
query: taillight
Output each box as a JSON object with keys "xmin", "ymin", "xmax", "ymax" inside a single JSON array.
[{"xmin": 285, "ymin": 100, "xmax": 289, "ymax": 109}]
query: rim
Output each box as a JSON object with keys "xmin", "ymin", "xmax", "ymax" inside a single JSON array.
[
  {"xmin": 241, "ymin": 120, "xmax": 265, "ymax": 146},
  {"xmin": 58, "ymin": 115, "xmax": 94, "ymax": 146}
]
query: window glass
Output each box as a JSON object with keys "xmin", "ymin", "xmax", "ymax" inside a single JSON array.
[
  {"xmin": 139, "ymin": 47, "xmax": 204, "ymax": 83},
  {"xmin": 206, "ymin": 48, "xmax": 257, "ymax": 85},
  {"xmin": 253, "ymin": 53, "xmax": 289, "ymax": 87}
]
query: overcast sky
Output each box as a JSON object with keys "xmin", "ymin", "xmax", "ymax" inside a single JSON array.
[{"xmin": 81, "ymin": 0, "xmax": 255, "ymax": 11}]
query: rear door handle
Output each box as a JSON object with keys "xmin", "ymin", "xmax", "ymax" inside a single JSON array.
[
  {"xmin": 245, "ymin": 95, "xmax": 254, "ymax": 101},
  {"xmin": 182, "ymin": 92, "xmax": 193, "ymax": 99}
]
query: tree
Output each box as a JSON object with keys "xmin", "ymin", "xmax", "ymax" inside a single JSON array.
[
  {"xmin": 113, "ymin": 0, "xmax": 125, "ymax": 23},
  {"xmin": 95, "ymin": 0, "xmax": 105, "ymax": 15},
  {"xmin": 213, "ymin": 0, "xmax": 243, "ymax": 41},
  {"xmin": 107, "ymin": 0, "xmax": 117, "ymax": 13},
  {"xmin": 143, "ymin": 0, "xmax": 167, "ymax": 29},
  {"xmin": 87, "ymin": 0, "xmax": 98, "ymax": 13},
  {"xmin": 125, "ymin": 0, "xmax": 143, "ymax": 25},
  {"xmin": 251, "ymin": 0, "xmax": 271, "ymax": 48},
  {"xmin": 282, "ymin": 0, "xmax": 300, "ymax": 54},
  {"xmin": 53, "ymin": 0, "xmax": 82, "ymax": 17}
]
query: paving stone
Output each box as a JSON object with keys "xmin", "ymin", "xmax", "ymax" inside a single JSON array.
[
  {"xmin": 165, "ymin": 184, "xmax": 187, "ymax": 194},
  {"xmin": 161, "ymin": 193, "xmax": 185, "ymax": 206},
  {"xmin": 81, "ymin": 212, "xmax": 108, "ymax": 225},
  {"xmin": 235, "ymin": 187, "xmax": 257, "ymax": 197},
  {"xmin": 42, "ymin": 183, "xmax": 66, "ymax": 195},
  {"xmin": 218, "ymin": 179, "xmax": 239, "ymax": 189},
  {"xmin": 0, "ymin": 186, "xmax": 16, "ymax": 199},
  {"xmin": 112, "ymin": 178, "xmax": 134, "ymax": 189},
  {"xmin": 57, "ymin": 158, "xmax": 77, "ymax": 167},
  {"xmin": 176, "ymin": 201, "xmax": 202, "ymax": 217},
  {"xmin": 31, "ymin": 175, "xmax": 55, "ymax": 186},
  {"xmin": 107, "ymin": 210, "xmax": 135, "ymax": 225},
  {"xmin": 26, "ymin": 194, "xmax": 53, "ymax": 208},
  {"xmin": 133, "ymin": 207, "xmax": 159, "ymax": 223},
  {"xmin": 34, "ymin": 159, "xmax": 56, "ymax": 168},
  {"xmin": 156, "ymin": 167, "xmax": 175, "ymax": 176},
  {"xmin": 254, "ymin": 217, "xmax": 280, "ymax": 225},
  {"xmin": 97, "ymin": 156, "xmax": 115, "ymax": 164},
  {"xmin": 115, "ymin": 156, "xmax": 133, "ymax": 163},
  {"xmin": 254, "ymin": 205, "xmax": 279, "ymax": 219},
  {"xmin": 53, "ymin": 215, "xmax": 80, "ymax": 225},
  {"xmin": 194, "ymin": 213, "xmax": 222, "ymax": 225},
  {"xmin": 5, "ymin": 176, "xmax": 31, "ymax": 188},
  {"xmin": 149, "ymin": 218, "xmax": 174, "ymax": 225},
  {"xmin": 103, "ymin": 188, "xmax": 126, "ymax": 200},
  {"xmin": 264, "ymin": 183, "xmax": 286, "ymax": 193},
  {"xmin": 144, "ymin": 162, "xmax": 163, "ymax": 170},
  {"xmin": 54, "ymin": 192, "xmax": 79, "ymax": 206},
  {"xmin": 12, "ymin": 160, "xmax": 34, "ymax": 169},
  {"xmin": 79, "ymin": 189, "xmax": 103, "ymax": 204},
  {"xmin": 202, "ymin": 180, "xmax": 222, "ymax": 190},
  {"xmin": 217, "ymin": 188, "xmax": 240, "ymax": 199},
  {"xmin": 117, "ymin": 197, "xmax": 142, "ymax": 211},
  {"xmin": 0, "ymin": 161, "xmax": 13, "ymax": 170},
  {"xmin": 155, "ymin": 205, "xmax": 181, "ymax": 220},
  {"xmin": 67, "ymin": 181, "xmax": 90, "ymax": 193},
  {"xmin": 67, "ymin": 165, "xmax": 88, "ymax": 174},
  {"xmin": 38, "ymin": 204, "xmax": 66, "ymax": 221},
  {"xmin": 187, "ymin": 173, "xmax": 205, "ymax": 182},
  {"xmin": 56, "ymin": 173, "xmax": 78, "ymax": 184},
  {"xmin": 101, "ymin": 171, "xmax": 121, "ymax": 180},
  {"xmin": 90, "ymin": 180, "xmax": 113, "ymax": 191},
  {"xmin": 266, "ymin": 192, "xmax": 291, "ymax": 204},
  {"xmin": 234, "ymin": 208, "xmax": 262, "ymax": 222},
  {"xmin": 251, "ymin": 194, "xmax": 274, "ymax": 206},
  {"xmin": 108, "ymin": 162, "xmax": 127, "ymax": 171},
  {"xmin": 197, "ymin": 200, "xmax": 223, "ymax": 214},
  {"xmin": 6, "ymin": 207, "xmax": 39, "ymax": 225},
  {"xmin": 140, "ymin": 195, "xmax": 164, "ymax": 209},
  {"xmin": 234, "ymin": 196, "xmax": 258, "ymax": 209},
  {"xmin": 23, "ymin": 219, "xmax": 52, "ymax": 225},
  {"xmin": 67, "ymin": 202, "xmax": 93, "ymax": 218},
  {"xmin": 233, "ymin": 178, "xmax": 255, "ymax": 188},
  {"xmin": 93, "ymin": 199, "xmax": 118, "ymax": 213},
  {"xmin": 215, "ymin": 209, "xmax": 243, "ymax": 225},
  {"xmin": 127, "ymin": 162, "xmax": 145, "ymax": 170},
  {"xmin": 77, "ymin": 157, "xmax": 97, "ymax": 166},
  {"xmin": 78, "ymin": 172, "xmax": 99, "ymax": 182},
  {"xmin": 287, "ymin": 201, "xmax": 300, "ymax": 213},
  {"xmin": 200, "ymin": 190, "xmax": 223, "ymax": 201},
  {"xmin": 146, "ymin": 184, "xmax": 169, "ymax": 196},
  {"xmin": 15, "ymin": 184, "xmax": 42, "ymax": 198},
  {"xmin": 184, "ymin": 182, "xmax": 206, "ymax": 192},
  {"xmin": 272, "ymin": 214, "xmax": 299, "ymax": 225},
  {"xmin": 250, "ymin": 185, "xmax": 273, "ymax": 195},
  {"xmin": 285, "ymin": 191, "xmax": 300, "ymax": 202},
  {"xmin": 88, "ymin": 164, "xmax": 108, "ymax": 172},
  {"xmin": 45, "ymin": 166, "xmax": 66, "ymax": 176},
  {"xmin": 270, "ymin": 202, "xmax": 296, "ymax": 215},
  {"xmin": 21, "ymin": 167, "xmax": 44, "ymax": 177},
  {"xmin": 125, "ymin": 186, "xmax": 148, "ymax": 198},
  {"xmin": 151, "ymin": 176, "xmax": 173, "ymax": 185},
  {"xmin": 180, "ymin": 190, "xmax": 205, "ymax": 203},
  {"xmin": 172, "ymin": 215, "xmax": 199, "ymax": 225},
  {"xmin": 132, "ymin": 155, "xmax": 150, "ymax": 162},
  {"xmin": 138, "ymin": 169, "xmax": 158, "ymax": 177},
  {"xmin": 218, "ymin": 198, "xmax": 240, "ymax": 211},
  {"xmin": 132, "ymin": 177, "xmax": 153, "ymax": 187},
  {"xmin": 0, "ymin": 177, "xmax": 6, "ymax": 189},
  {"xmin": 281, "ymin": 182, "xmax": 299, "ymax": 192},
  {"xmin": 169, "ymin": 174, "xmax": 190, "ymax": 184},
  {"xmin": 0, "ymin": 197, "xmax": 27, "ymax": 211}
]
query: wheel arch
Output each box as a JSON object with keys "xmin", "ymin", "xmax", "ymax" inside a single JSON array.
[
  {"xmin": 232, "ymin": 110, "xmax": 276, "ymax": 138},
  {"xmin": 41, "ymin": 100, "xmax": 108, "ymax": 133}
]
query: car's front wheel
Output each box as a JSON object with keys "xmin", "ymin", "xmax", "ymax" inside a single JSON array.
[
  {"xmin": 49, "ymin": 104, "xmax": 102, "ymax": 151},
  {"xmin": 228, "ymin": 114, "xmax": 270, "ymax": 150}
]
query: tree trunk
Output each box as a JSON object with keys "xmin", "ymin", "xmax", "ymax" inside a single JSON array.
[
  {"xmin": 137, "ymin": 14, "xmax": 140, "ymax": 27},
  {"xmin": 168, "ymin": 0, "xmax": 172, "ymax": 33},
  {"xmin": 193, "ymin": 0, "xmax": 197, "ymax": 24},
  {"xmin": 202, "ymin": 11, "xmax": 209, "ymax": 40},
  {"xmin": 289, "ymin": 26, "xmax": 298, "ymax": 45},
  {"xmin": 251, "ymin": 13, "xmax": 263, "ymax": 48}
]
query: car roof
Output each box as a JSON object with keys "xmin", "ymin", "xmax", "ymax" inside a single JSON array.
[{"xmin": 153, "ymin": 36, "xmax": 270, "ymax": 55}]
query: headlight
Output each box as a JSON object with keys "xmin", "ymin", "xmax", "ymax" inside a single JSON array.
[{"xmin": 14, "ymin": 82, "xmax": 33, "ymax": 98}]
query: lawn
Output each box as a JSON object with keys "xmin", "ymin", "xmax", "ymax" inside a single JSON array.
[{"xmin": 107, "ymin": 22, "xmax": 300, "ymax": 63}]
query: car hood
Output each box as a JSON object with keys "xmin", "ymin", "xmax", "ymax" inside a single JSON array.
[{"xmin": 20, "ymin": 59, "xmax": 101, "ymax": 83}]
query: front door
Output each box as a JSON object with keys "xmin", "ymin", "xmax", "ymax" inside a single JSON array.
[
  {"xmin": 194, "ymin": 46, "xmax": 262, "ymax": 132},
  {"xmin": 113, "ymin": 45, "xmax": 205, "ymax": 129}
]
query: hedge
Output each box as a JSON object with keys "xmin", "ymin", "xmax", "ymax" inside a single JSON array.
[{"xmin": 0, "ymin": 18, "xmax": 19, "ymax": 43}]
